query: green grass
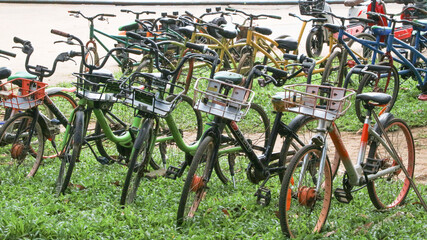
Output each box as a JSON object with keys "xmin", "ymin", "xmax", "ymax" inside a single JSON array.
[{"xmin": 1, "ymin": 67, "xmax": 426, "ymax": 239}]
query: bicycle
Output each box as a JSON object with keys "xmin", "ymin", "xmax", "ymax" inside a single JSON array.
[
  {"xmin": 0, "ymin": 37, "xmax": 79, "ymax": 178},
  {"xmin": 176, "ymin": 53, "xmax": 344, "ymax": 226},
  {"xmin": 278, "ymin": 83, "xmax": 426, "ymax": 237},
  {"xmin": 120, "ymin": 33, "xmax": 271, "ymax": 204},
  {"xmin": 0, "ymin": 49, "xmax": 16, "ymax": 121}
]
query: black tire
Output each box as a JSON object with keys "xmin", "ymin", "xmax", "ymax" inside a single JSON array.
[
  {"xmin": 279, "ymin": 144, "xmax": 333, "ymax": 238},
  {"xmin": 367, "ymin": 118, "xmax": 415, "ymax": 209},
  {"xmin": 149, "ymin": 94, "xmax": 203, "ymax": 170},
  {"xmin": 120, "ymin": 118, "xmax": 154, "ymax": 205},
  {"xmin": 0, "ymin": 112, "xmax": 45, "ymax": 178},
  {"xmin": 306, "ymin": 28, "xmax": 325, "ymax": 58},
  {"xmin": 177, "ymin": 136, "xmax": 215, "ymax": 226},
  {"xmin": 279, "ymin": 115, "xmax": 341, "ymax": 180},
  {"xmin": 339, "ymin": 33, "xmax": 377, "ymax": 87},
  {"xmin": 214, "ymin": 103, "xmax": 270, "ymax": 184},
  {"xmin": 321, "ymin": 49, "xmax": 344, "ymax": 87},
  {"xmin": 354, "ymin": 62, "xmax": 399, "ymax": 123},
  {"xmin": 56, "ymin": 110, "xmax": 84, "ymax": 195},
  {"xmin": 409, "ymin": 33, "xmax": 427, "ymax": 63},
  {"xmin": 237, "ymin": 51, "xmax": 254, "ymax": 76}
]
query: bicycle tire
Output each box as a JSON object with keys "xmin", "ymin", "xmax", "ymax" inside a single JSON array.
[
  {"xmin": 41, "ymin": 91, "xmax": 78, "ymax": 159},
  {"xmin": 279, "ymin": 144, "xmax": 333, "ymax": 238},
  {"xmin": 306, "ymin": 28, "xmax": 325, "ymax": 58},
  {"xmin": 120, "ymin": 118, "xmax": 154, "ymax": 205},
  {"xmin": 214, "ymin": 102, "xmax": 270, "ymax": 184},
  {"xmin": 409, "ymin": 33, "xmax": 427, "ymax": 63},
  {"xmin": 354, "ymin": 62, "xmax": 399, "ymax": 123},
  {"xmin": 149, "ymin": 94, "xmax": 203, "ymax": 170},
  {"xmin": 0, "ymin": 112, "xmax": 44, "ymax": 178},
  {"xmin": 321, "ymin": 49, "xmax": 344, "ymax": 87},
  {"xmin": 279, "ymin": 114, "xmax": 341, "ymax": 181},
  {"xmin": 177, "ymin": 135, "xmax": 215, "ymax": 226},
  {"xmin": 237, "ymin": 51, "xmax": 254, "ymax": 76},
  {"xmin": 55, "ymin": 110, "xmax": 84, "ymax": 195},
  {"xmin": 367, "ymin": 117, "xmax": 415, "ymax": 209}
]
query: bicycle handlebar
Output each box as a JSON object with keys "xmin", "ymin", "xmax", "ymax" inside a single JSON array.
[
  {"xmin": 321, "ymin": 11, "xmax": 375, "ymax": 25},
  {"xmin": 120, "ymin": 9, "xmax": 156, "ymax": 15},
  {"xmin": 68, "ymin": 11, "xmax": 116, "ymax": 21},
  {"xmin": 403, "ymin": 5, "xmax": 427, "ymax": 16},
  {"xmin": 245, "ymin": 53, "xmax": 315, "ymax": 88},
  {"xmin": 0, "ymin": 49, "xmax": 16, "ymax": 58},
  {"xmin": 289, "ymin": 13, "xmax": 327, "ymax": 23},
  {"xmin": 225, "ymin": 7, "xmax": 281, "ymax": 20},
  {"xmin": 51, "ymin": 29, "xmax": 142, "ymax": 72},
  {"xmin": 367, "ymin": 11, "xmax": 426, "ymax": 28}
]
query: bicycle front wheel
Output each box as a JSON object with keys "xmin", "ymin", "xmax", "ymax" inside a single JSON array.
[
  {"xmin": 120, "ymin": 118, "xmax": 154, "ymax": 205},
  {"xmin": 0, "ymin": 112, "xmax": 44, "ymax": 178},
  {"xmin": 354, "ymin": 63, "xmax": 399, "ymax": 123},
  {"xmin": 214, "ymin": 103, "xmax": 270, "ymax": 184},
  {"xmin": 56, "ymin": 110, "xmax": 84, "ymax": 195},
  {"xmin": 279, "ymin": 144, "xmax": 333, "ymax": 238},
  {"xmin": 306, "ymin": 28, "xmax": 325, "ymax": 58},
  {"xmin": 177, "ymin": 136, "xmax": 215, "ymax": 226},
  {"xmin": 367, "ymin": 117, "xmax": 415, "ymax": 209}
]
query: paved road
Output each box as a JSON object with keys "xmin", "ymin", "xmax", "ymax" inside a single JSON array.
[{"xmin": 0, "ymin": 3, "xmax": 404, "ymax": 85}]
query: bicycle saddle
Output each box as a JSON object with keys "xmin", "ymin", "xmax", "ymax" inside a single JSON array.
[
  {"xmin": 207, "ymin": 17, "xmax": 227, "ymax": 39},
  {"xmin": 275, "ymin": 37, "xmax": 298, "ymax": 51},
  {"xmin": 214, "ymin": 71, "xmax": 243, "ymax": 85},
  {"xmin": 7, "ymin": 71, "xmax": 37, "ymax": 81},
  {"xmin": 371, "ymin": 26, "xmax": 392, "ymax": 36},
  {"xmin": 356, "ymin": 92, "xmax": 392, "ymax": 106},
  {"xmin": 254, "ymin": 27, "xmax": 272, "ymax": 36},
  {"xmin": 178, "ymin": 26, "xmax": 195, "ymax": 39},
  {"xmin": 323, "ymin": 23, "xmax": 344, "ymax": 33},
  {"xmin": 118, "ymin": 22, "xmax": 139, "ymax": 31},
  {"xmin": 344, "ymin": 0, "xmax": 365, "ymax": 7},
  {"xmin": 218, "ymin": 26, "xmax": 238, "ymax": 39},
  {"xmin": 0, "ymin": 67, "xmax": 11, "ymax": 80}
]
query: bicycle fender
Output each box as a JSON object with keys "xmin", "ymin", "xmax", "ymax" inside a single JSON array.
[
  {"xmin": 37, "ymin": 114, "xmax": 52, "ymax": 140},
  {"xmin": 46, "ymin": 87, "xmax": 76, "ymax": 95}
]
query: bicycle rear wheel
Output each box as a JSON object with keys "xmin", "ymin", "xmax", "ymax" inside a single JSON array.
[
  {"xmin": 56, "ymin": 110, "xmax": 84, "ymax": 195},
  {"xmin": 0, "ymin": 112, "xmax": 44, "ymax": 178},
  {"xmin": 120, "ymin": 118, "xmax": 154, "ymax": 205},
  {"xmin": 279, "ymin": 144, "xmax": 333, "ymax": 238},
  {"xmin": 354, "ymin": 63, "xmax": 399, "ymax": 123},
  {"xmin": 367, "ymin": 117, "xmax": 415, "ymax": 209},
  {"xmin": 177, "ymin": 136, "xmax": 215, "ymax": 226},
  {"xmin": 321, "ymin": 49, "xmax": 343, "ymax": 87}
]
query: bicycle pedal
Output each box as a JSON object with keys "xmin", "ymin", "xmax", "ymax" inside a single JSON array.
[
  {"xmin": 96, "ymin": 156, "xmax": 112, "ymax": 165},
  {"xmin": 334, "ymin": 188, "xmax": 353, "ymax": 204},
  {"xmin": 165, "ymin": 166, "xmax": 180, "ymax": 180},
  {"xmin": 363, "ymin": 157, "xmax": 382, "ymax": 175},
  {"xmin": 255, "ymin": 187, "xmax": 271, "ymax": 206},
  {"xmin": 50, "ymin": 119, "xmax": 61, "ymax": 125}
]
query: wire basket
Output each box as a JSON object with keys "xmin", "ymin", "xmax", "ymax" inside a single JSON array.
[
  {"xmin": 72, "ymin": 71, "xmax": 122, "ymax": 102},
  {"xmin": 119, "ymin": 72, "xmax": 184, "ymax": 117},
  {"xmin": 299, "ymin": 0, "xmax": 325, "ymax": 16},
  {"xmin": 193, "ymin": 77, "xmax": 254, "ymax": 122},
  {"xmin": 271, "ymin": 84, "xmax": 355, "ymax": 121},
  {"xmin": 0, "ymin": 78, "xmax": 48, "ymax": 110}
]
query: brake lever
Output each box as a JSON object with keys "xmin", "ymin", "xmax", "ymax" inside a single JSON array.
[{"xmin": 0, "ymin": 55, "xmax": 10, "ymax": 60}]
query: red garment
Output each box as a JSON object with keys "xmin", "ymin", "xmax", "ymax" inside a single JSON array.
[{"xmin": 367, "ymin": 1, "xmax": 388, "ymax": 27}]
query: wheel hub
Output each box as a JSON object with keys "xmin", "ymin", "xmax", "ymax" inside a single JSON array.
[
  {"xmin": 190, "ymin": 175, "xmax": 204, "ymax": 192},
  {"xmin": 11, "ymin": 143, "xmax": 25, "ymax": 160},
  {"xmin": 298, "ymin": 186, "xmax": 317, "ymax": 208}
]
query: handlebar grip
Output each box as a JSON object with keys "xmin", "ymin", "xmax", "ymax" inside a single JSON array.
[
  {"xmin": 126, "ymin": 48, "xmax": 143, "ymax": 55},
  {"xmin": 13, "ymin": 36, "xmax": 27, "ymax": 45},
  {"xmin": 120, "ymin": 9, "xmax": 129, "ymax": 13},
  {"xmin": 267, "ymin": 66, "xmax": 288, "ymax": 78},
  {"xmin": 283, "ymin": 53, "xmax": 298, "ymax": 61},
  {"xmin": 147, "ymin": 11, "xmax": 156, "ymax": 14},
  {"xmin": 51, "ymin": 29, "xmax": 71, "ymax": 38},
  {"xmin": 185, "ymin": 42, "xmax": 207, "ymax": 53},
  {"xmin": 69, "ymin": 50, "xmax": 82, "ymax": 58},
  {"xmin": 289, "ymin": 13, "xmax": 296, "ymax": 17},
  {"xmin": 104, "ymin": 14, "xmax": 116, "ymax": 17},
  {"xmin": 0, "ymin": 49, "xmax": 16, "ymax": 58},
  {"xmin": 126, "ymin": 31, "xmax": 145, "ymax": 40},
  {"xmin": 268, "ymin": 15, "xmax": 281, "ymax": 20},
  {"xmin": 68, "ymin": 10, "xmax": 80, "ymax": 14},
  {"xmin": 225, "ymin": 7, "xmax": 236, "ymax": 12}
]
